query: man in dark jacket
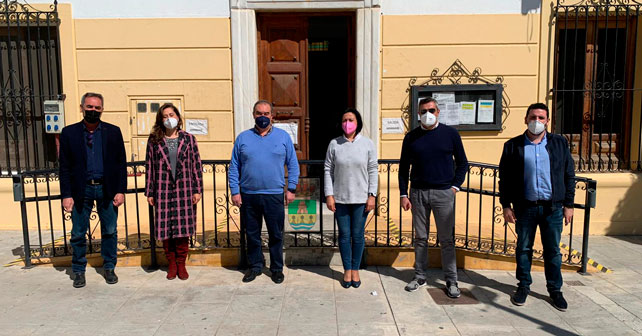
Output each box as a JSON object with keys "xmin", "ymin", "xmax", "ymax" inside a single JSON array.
[
  {"xmin": 399, "ymin": 97, "xmax": 468, "ymax": 297},
  {"xmin": 59, "ymin": 92, "xmax": 127, "ymax": 288},
  {"xmin": 499, "ymin": 103, "xmax": 575, "ymax": 311}
]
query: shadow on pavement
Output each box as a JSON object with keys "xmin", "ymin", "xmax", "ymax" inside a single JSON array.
[{"xmin": 380, "ymin": 266, "xmax": 579, "ymax": 336}]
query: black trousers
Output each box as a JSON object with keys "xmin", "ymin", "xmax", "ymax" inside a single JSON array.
[{"xmin": 241, "ymin": 193, "xmax": 284, "ymax": 272}]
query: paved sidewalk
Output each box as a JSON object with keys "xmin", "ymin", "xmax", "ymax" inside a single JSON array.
[{"xmin": 1, "ymin": 231, "xmax": 641, "ymax": 336}]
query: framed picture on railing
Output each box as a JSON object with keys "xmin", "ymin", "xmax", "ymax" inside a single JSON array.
[{"xmin": 410, "ymin": 84, "xmax": 503, "ymax": 132}]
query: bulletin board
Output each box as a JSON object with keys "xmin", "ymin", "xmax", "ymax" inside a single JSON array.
[{"xmin": 410, "ymin": 84, "xmax": 503, "ymax": 131}]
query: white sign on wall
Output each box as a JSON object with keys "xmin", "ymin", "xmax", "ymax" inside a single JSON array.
[
  {"xmin": 185, "ymin": 119, "xmax": 208, "ymax": 135},
  {"xmin": 382, "ymin": 118, "xmax": 404, "ymax": 134}
]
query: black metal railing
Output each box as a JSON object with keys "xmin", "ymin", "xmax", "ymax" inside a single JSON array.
[
  {"xmin": 13, "ymin": 160, "xmax": 597, "ymax": 273},
  {"xmin": 552, "ymin": 0, "xmax": 642, "ymax": 172}
]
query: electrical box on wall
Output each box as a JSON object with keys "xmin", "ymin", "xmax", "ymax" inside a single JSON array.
[
  {"xmin": 128, "ymin": 97, "xmax": 183, "ymax": 162},
  {"xmin": 44, "ymin": 100, "xmax": 65, "ymax": 134},
  {"xmin": 130, "ymin": 98, "xmax": 182, "ymax": 136}
]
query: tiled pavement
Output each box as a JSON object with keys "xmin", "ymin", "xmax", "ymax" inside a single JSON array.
[{"xmin": 1, "ymin": 231, "xmax": 641, "ymax": 335}]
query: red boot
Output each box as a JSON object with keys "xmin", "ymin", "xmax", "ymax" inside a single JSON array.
[
  {"xmin": 175, "ymin": 237, "xmax": 190, "ymax": 280},
  {"xmin": 163, "ymin": 239, "xmax": 177, "ymax": 280}
]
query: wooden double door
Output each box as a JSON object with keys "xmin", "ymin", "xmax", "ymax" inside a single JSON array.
[{"xmin": 258, "ymin": 13, "xmax": 355, "ymax": 160}]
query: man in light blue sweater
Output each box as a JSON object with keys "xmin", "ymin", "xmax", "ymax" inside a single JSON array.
[{"xmin": 229, "ymin": 100, "xmax": 300, "ymax": 284}]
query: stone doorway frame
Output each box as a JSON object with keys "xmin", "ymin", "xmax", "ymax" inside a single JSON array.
[{"xmin": 230, "ymin": 0, "xmax": 381, "ymax": 148}]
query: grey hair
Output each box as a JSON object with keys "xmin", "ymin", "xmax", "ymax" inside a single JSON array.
[
  {"xmin": 418, "ymin": 97, "xmax": 439, "ymax": 108},
  {"xmin": 81, "ymin": 92, "xmax": 104, "ymax": 106},
  {"xmin": 253, "ymin": 100, "xmax": 273, "ymax": 114}
]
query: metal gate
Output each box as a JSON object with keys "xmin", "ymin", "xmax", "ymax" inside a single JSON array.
[
  {"xmin": 552, "ymin": 0, "xmax": 642, "ymax": 172},
  {"xmin": 0, "ymin": 0, "xmax": 62, "ymax": 176}
]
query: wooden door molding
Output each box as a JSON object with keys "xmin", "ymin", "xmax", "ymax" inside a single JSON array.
[
  {"xmin": 231, "ymin": 7, "xmax": 381, "ymax": 155},
  {"xmin": 258, "ymin": 14, "xmax": 309, "ymax": 159}
]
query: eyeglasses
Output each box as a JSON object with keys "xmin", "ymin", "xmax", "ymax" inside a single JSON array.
[{"xmin": 420, "ymin": 108, "xmax": 437, "ymax": 114}]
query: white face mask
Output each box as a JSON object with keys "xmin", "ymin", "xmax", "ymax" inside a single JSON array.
[
  {"xmin": 420, "ymin": 112, "xmax": 437, "ymax": 127},
  {"xmin": 527, "ymin": 120, "xmax": 546, "ymax": 135},
  {"xmin": 163, "ymin": 117, "xmax": 178, "ymax": 129}
]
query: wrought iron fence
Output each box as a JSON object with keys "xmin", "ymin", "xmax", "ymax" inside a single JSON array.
[
  {"xmin": 0, "ymin": 0, "xmax": 62, "ymax": 176},
  {"xmin": 13, "ymin": 160, "xmax": 597, "ymax": 273},
  {"xmin": 552, "ymin": 0, "xmax": 642, "ymax": 172}
]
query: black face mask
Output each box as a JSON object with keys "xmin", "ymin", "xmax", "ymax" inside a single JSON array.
[{"xmin": 84, "ymin": 109, "xmax": 101, "ymax": 124}]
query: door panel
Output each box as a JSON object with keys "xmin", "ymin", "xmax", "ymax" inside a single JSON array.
[{"xmin": 258, "ymin": 15, "xmax": 308, "ymax": 159}]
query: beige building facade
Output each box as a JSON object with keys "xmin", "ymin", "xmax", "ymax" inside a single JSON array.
[{"xmin": 0, "ymin": 0, "xmax": 640, "ymax": 236}]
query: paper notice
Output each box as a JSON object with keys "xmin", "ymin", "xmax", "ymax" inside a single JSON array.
[
  {"xmin": 477, "ymin": 100, "xmax": 495, "ymax": 123},
  {"xmin": 459, "ymin": 101, "xmax": 476, "ymax": 125},
  {"xmin": 185, "ymin": 119, "xmax": 208, "ymax": 135},
  {"xmin": 273, "ymin": 122, "xmax": 298, "ymax": 144},
  {"xmin": 439, "ymin": 102, "xmax": 460, "ymax": 126},
  {"xmin": 382, "ymin": 118, "xmax": 404, "ymax": 134},
  {"xmin": 431, "ymin": 92, "xmax": 456, "ymax": 111}
]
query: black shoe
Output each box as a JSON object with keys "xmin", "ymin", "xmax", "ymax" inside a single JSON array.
[
  {"xmin": 271, "ymin": 271, "xmax": 284, "ymax": 284},
  {"xmin": 340, "ymin": 280, "xmax": 351, "ymax": 288},
  {"xmin": 73, "ymin": 272, "xmax": 86, "ymax": 288},
  {"xmin": 511, "ymin": 287, "xmax": 529, "ymax": 306},
  {"xmin": 445, "ymin": 281, "xmax": 461, "ymax": 298},
  {"xmin": 242, "ymin": 269, "xmax": 261, "ymax": 283},
  {"xmin": 550, "ymin": 291, "xmax": 568, "ymax": 312},
  {"xmin": 104, "ymin": 269, "xmax": 118, "ymax": 284},
  {"xmin": 351, "ymin": 280, "xmax": 361, "ymax": 288}
]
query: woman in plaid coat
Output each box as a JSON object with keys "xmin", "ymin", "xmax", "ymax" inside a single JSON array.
[{"xmin": 145, "ymin": 103, "xmax": 203, "ymax": 280}]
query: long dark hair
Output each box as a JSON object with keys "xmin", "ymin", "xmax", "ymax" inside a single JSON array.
[
  {"xmin": 150, "ymin": 103, "xmax": 183, "ymax": 144},
  {"xmin": 341, "ymin": 108, "xmax": 363, "ymax": 136}
]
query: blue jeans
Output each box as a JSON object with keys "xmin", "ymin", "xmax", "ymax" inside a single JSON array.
[
  {"xmin": 70, "ymin": 184, "xmax": 118, "ymax": 273},
  {"xmin": 514, "ymin": 204, "xmax": 564, "ymax": 293},
  {"xmin": 335, "ymin": 203, "xmax": 367, "ymax": 271},
  {"xmin": 241, "ymin": 193, "xmax": 284, "ymax": 272}
]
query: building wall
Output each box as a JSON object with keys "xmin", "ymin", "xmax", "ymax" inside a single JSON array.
[
  {"xmin": 379, "ymin": 1, "xmax": 642, "ymax": 235},
  {"xmin": 1, "ymin": 0, "xmax": 640, "ymax": 235},
  {"xmin": 73, "ymin": 17, "xmax": 234, "ymax": 161}
]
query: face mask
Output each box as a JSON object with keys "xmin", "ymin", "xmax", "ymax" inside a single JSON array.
[
  {"xmin": 527, "ymin": 120, "xmax": 546, "ymax": 135},
  {"xmin": 163, "ymin": 117, "xmax": 178, "ymax": 129},
  {"xmin": 342, "ymin": 121, "xmax": 357, "ymax": 135},
  {"xmin": 420, "ymin": 111, "xmax": 437, "ymax": 127},
  {"xmin": 83, "ymin": 109, "xmax": 101, "ymax": 124},
  {"xmin": 255, "ymin": 116, "xmax": 271, "ymax": 129}
]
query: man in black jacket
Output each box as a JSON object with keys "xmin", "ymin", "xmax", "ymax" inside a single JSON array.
[
  {"xmin": 59, "ymin": 92, "xmax": 127, "ymax": 288},
  {"xmin": 499, "ymin": 103, "xmax": 575, "ymax": 311}
]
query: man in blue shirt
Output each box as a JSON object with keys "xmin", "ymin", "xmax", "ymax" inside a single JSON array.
[
  {"xmin": 229, "ymin": 100, "xmax": 299, "ymax": 284},
  {"xmin": 499, "ymin": 103, "xmax": 575, "ymax": 311}
]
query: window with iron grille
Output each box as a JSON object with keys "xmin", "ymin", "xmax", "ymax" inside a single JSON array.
[
  {"xmin": 552, "ymin": 0, "xmax": 642, "ymax": 172},
  {"xmin": 0, "ymin": 1, "xmax": 62, "ymax": 176}
]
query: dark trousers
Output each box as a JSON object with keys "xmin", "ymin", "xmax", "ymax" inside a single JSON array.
[
  {"xmin": 241, "ymin": 193, "xmax": 284, "ymax": 272},
  {"xmin": 335, "ymin": 203, "xmax": 367, "ymax": 271},
  {"xmin": 70, "ymin": 184, "xmax": 118, "ymax": 273},
  {"xmin": 514, "ymin": 204, "xmax": 564, "ymax": 293}
]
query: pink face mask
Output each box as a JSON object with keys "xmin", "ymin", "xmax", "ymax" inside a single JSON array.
[{"xmin": 342, "ymin": 121, "xmax": 357, "ymax": 135}]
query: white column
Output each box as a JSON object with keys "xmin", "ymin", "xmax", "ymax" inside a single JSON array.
[
  {"xmin": 231, "ymin": 8, "xmax": 259, "ymax": 136},
  {"xmin": 356, "ymin": 7, "xmax": 381, "ymax": 151}
]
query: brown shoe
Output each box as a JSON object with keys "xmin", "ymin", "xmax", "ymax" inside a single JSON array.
[
  {"xmin": 175, "ymin": 237, "xmax": 190, "ymax": 280},
  {"xmin": 163, "ymin": 239, "xmax": 177, "ymax": 280}
]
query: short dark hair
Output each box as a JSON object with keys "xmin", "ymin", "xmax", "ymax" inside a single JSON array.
[
  {"xmin": 342, "ymin": 108, "xmax": 363, "ymax": 136},
  {"xmin": 418, "ymin": 97, "xmax": 439, "ymax": 108},
  {"xmin": 253, "ymin": 100, "xmax": 273, "ymax": 114},
  {"xmin": 526, "ymin": 103, "xmax": 549, "ymax": 118}
]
